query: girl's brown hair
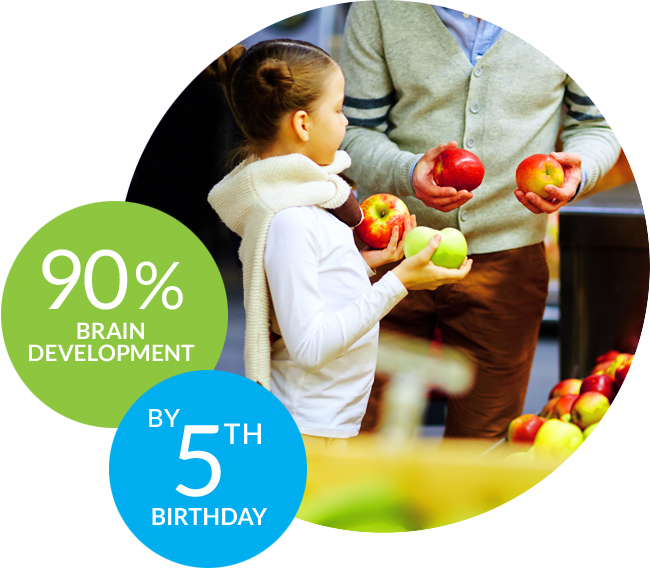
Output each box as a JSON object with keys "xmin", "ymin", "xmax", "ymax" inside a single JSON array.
[{"xmin": 206, "ymin": 39, "xmax": 337, "ymax": 158}]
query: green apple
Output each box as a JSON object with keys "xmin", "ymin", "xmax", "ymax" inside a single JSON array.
[
  {"xmin": 434, "ymin": 227, "xmax": 468, "ymax": 268},
  {"xmin": 533, "ymin": 418, "xmax": 583, "ymax": 462},
  {"xmin": 583, "ymin": 422, "xmax": 599, "ymax": 440},
  {"xmin": 403, "ymin": 226, "xmax": 436, "ymax": 258},
  {"xmin": 403, "ymin": 226, "xmax": 468, "ymax": 269},
  {"xmin": 570, "ymin": 392, "xmax": 610, "ymax": 430}
]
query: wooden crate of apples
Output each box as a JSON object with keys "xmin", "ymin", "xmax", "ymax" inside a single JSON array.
[{"xmin": 505, "ymin": 351, "xmax": 633, "ymax": 464}]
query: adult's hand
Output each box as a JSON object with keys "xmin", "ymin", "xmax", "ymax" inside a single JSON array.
[
  {"xmin": 412, "ymin": 141, "xmax": 474, "ymax": 212},
  {"xmin": 514, "ymin": 152, "xmax": 582, "ymax": 214}
]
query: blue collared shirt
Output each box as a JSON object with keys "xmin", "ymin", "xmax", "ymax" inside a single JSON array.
[
  {"xmin": 431, "ymin": 6, "xmax": 504, "ymax": 66},
  {"xmin": 409, "ymin": 6, "xmax": 586, "ymax": 196}
]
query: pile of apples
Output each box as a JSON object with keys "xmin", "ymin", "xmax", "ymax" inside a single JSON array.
[{"xmin": 505, "ymin": 350, "xmax": 634, "ymax": 463}]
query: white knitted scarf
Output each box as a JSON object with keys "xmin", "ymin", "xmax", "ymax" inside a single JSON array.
[{"xmin": 207, "ymin": 150, "xmax": 352, "ymax": 388}]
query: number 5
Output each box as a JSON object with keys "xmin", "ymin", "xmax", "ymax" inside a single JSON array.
[{"xmin": 176, "ymin": 425, "xmax": 221, "ymax": 497}]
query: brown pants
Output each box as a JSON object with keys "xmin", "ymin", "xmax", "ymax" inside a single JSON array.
[{"xmin": 367, "ymin": 242, "xmax": 549, "ymax": 440}]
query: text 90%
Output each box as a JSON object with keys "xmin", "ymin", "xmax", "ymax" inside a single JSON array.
[{"xmin": 42, "ymin": 249, "xmax": 183, "ymax": 311}]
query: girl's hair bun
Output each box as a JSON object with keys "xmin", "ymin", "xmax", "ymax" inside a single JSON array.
[
  {"xmin": 206, "ymin": 44, "xmax": 247, "ymax": 86},
  {"xmin": 210, "ymin": 39, "xmax": 335, "ymax": 157},
  {"xmin": 254, "ymin": 58, "xmax": 294, "ymax": 98}
]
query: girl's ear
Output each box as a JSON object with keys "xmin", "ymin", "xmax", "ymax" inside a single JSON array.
[{"xmin": 291, "ymin": 110, "xmax": 310, "ymax": 142}]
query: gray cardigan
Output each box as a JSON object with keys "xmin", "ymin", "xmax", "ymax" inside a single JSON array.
[{"xmin": 340, "ymin": 1, "xmax": 621, "ymax": 254}]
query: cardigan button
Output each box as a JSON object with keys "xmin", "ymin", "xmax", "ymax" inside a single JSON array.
[
  {"xmin": 474, "ymin": 66, "xmax": 483, "ymax": 77},
  {"xmin": 466, "ymin": 137, "xmax": 476, "ymax": 148},
  {"xmin": 470, "ymin": 102, "xmax": 480, "ymax": 114},
  {"xmin": 461, "ymin": 211, "xmax": 469, "ymax": 222}
]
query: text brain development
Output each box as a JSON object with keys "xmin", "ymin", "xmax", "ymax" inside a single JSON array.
[{"xmin": 28, "ymin": 323, "xmax": 195, "ymax": 362}]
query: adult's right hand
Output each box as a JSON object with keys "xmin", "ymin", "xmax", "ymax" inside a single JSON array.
[{"xmin": 412, "ymin": 141, "xmax": 474, "ymax": 212}]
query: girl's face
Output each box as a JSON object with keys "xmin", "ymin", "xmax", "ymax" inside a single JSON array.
[{"xmin": 303, "ymin": 65, "xmax": 348, "ymax": 166}]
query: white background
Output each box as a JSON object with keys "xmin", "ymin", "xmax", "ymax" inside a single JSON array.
[{"xmin": 1, "ymin": 1, "xmax": 648, "ymax": 567}]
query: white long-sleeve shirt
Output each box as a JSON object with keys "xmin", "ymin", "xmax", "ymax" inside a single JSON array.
[
  {"xmin": 208, "ymin": 151, "xmax": 356, "ymax": 388},
  {"xmin": 264, "ymin": 205, "xmax": 407, "ymax": 437}
]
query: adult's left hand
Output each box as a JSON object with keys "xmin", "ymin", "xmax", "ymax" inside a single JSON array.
[{"xmin": 514, "ymin": 152, "xmax": 582, "ymax": 214}]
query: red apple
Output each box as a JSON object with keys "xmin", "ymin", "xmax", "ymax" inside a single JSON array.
[
  {"xmin": 540, "ymin": 396, "xmax": 560, "ymax": 419},
  {"xmin": 571, "ymin": 392, "xmax": 610, "ymax": 430},
  {"xmin": 515, "ymin": 154, "xmax": 564, "ymax": 199},
  {"xmin": 432, "ymin": 148, "xmax": 485, "ymax": 191},
  {"xmin": 507, "ymin": 414, "xmax": 547, "ymax": 448},
  {"xmin": 590, "ymin": 361, "xmax": 613, "ymax": 375},
  {"xmin": 551, "ymin": 394, "xmax": 579, "ymax": 422},
  {"xmin": 614, "ymin": 359, "xmax": 633, "ymax": 390},
  {"xmin": 580, "ymin": 373, "xmax": 617, "ymax": 403},
  {"xmin": 605, "ymin": 353, "xmax": 633, "ymax": 380},
  {"xmin": 549, "ymin": 378, "xmax": 582, "ymax": 399},
  {"xmin": 355, "ymin": 193, "xmax": 410, "ymax": 249},
  {"xmin": 595, "ymin": 350, "xmax": 620, "ymax": 364}
]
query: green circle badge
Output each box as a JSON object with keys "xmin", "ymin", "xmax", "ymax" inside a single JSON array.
[{"xmin": 2, "ymin": 202, "xmax": 228, "ymax": 427}]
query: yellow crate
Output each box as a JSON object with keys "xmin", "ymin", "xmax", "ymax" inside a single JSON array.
[{"xmin": 297, "ymin": 434, "xmax": 560, "ymax": 532}]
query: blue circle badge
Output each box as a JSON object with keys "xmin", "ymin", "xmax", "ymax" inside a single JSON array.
[{"xmin": 109, "ymin": 370, "xmax": 307, "ymax": 567}]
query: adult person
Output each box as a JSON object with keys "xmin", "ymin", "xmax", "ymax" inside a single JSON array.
[{"xmin": 339, "ymin": 2, "xmax": 620, "ymax": 439}]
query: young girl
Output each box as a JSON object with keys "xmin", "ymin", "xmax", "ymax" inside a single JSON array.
[{"xmin": 208, "ymin": 39, "xmax": 472, "ymax": 441}]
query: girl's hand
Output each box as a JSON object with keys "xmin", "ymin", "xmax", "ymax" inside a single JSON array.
[
  {"xmin": 391, "ymin": 233, "xmax": 473, "ymax": 290},
  {"xmin": 361, "ymin": 214, "xmax": 417, "ymax": 269}
]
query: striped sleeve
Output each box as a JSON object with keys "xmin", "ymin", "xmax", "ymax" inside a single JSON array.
[
  {"xmin": 560, "ymin": 78, "xmax": 620, "ymax": 196},
  {"xmin": 564, "ymin": 82, "xmax": 605, "ymax": 125},
  {"xmin": 338, "ymin": 1, "xmax": 417, "ymax": 199},
  {"xmin": 343, "ymin": 91, "xmax": 395, "ymax": 132}
]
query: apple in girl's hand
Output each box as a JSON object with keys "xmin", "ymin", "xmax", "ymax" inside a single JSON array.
[
  {"xmin": 403, "ymin": 226, "xmax": 468, "ymax": 269},
  {"xmin": 356, "ymin": 193, "xmax": 410, "ymax": 249},
  {"xmin": 430, "ymin": 228, "xmax": 468, "ymax": 268},
  {"xmin": 403, "ymin": 226, "xmax": 437, "ymax": 258},
  {"xmin": 571, "ymin": 392, "xmax": 610, "ymax": 430},
  {"xmin": 507, "ymin": 414, "xmax": 546, "ymax": 448},
  {"xmin": 432, "ymin": 148, "xmax": 485, "ymax": 191},
  {"xmin": 533, "ymin": 418, "xmax": 583, "ymax": 461},
  {"xmin": 551, "ymin": 394, "xmax": 579, "ymax": 422},
  {"xmin": 515, "ymin": 154, "xmax": 564, "ymax": 199},
  {"xmin": 549, "ymin": 378, "xmax": 582, "ymax": 399},
  {"xmin": 580, "ymin": 373, "xmax": 617, "ymax": 403}
]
